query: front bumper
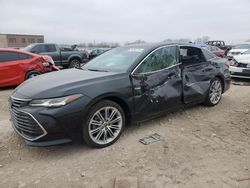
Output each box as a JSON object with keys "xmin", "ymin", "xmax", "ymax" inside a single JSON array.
[
  {"xmin": 9, "ymin": 94, "xmax": 91, "ymax": 146},
  {"xmin": 229, "ymin": 66, "xmax": 250, "ymax": 79}
]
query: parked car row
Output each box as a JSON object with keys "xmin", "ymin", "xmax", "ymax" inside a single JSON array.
[
  {"xmin": 88, "ymin": 48, "xmax": 110, "ymax": 60},
  {"xmin": 196, "ymin": 43, "xmax": 226, "ymax": 57},
  {"xmin": 23, "ymin": 43, "xmax": 89, "ymax": 68},
  {"xmin": 0, "ymin": 44, "xmax": 112, "ymax": 87},
  {"xmin": 205, "ymin": 40, "xmax": 232, "ymax": 55},
  {"xmin": 200, "ymin": 41, "xmax": 250, "ymax": 79}
]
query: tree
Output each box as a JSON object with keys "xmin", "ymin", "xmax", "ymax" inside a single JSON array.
[
  {"xmin": 163, "ymin": 38, "xmax": 191, "ymax": 43},
  {"xmin": 195, "ymin": 36, "xmax": 210, "ymax": 43},
  {"xmin": 125, "ymin": 40, "xmax": 146, "ymax": 45}
]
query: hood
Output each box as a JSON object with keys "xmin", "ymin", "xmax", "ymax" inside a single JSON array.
[
  {"xmin": 14, "ymin": 69, "xmax": 122, "ymax": 99},
  {"xmin": 234, "ymin": 54, "xmax": 250, "ymax": 64}
]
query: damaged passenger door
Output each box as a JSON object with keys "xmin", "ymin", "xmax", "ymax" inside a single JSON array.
[
  {"xmin": 180, "ymin": 46, "xmax": 212, "ymax": 104},
  {"xmin": 131, "ymin": 46, "xmax": 182, "ymax": 121}
]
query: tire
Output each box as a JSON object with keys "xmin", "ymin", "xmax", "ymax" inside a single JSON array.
[
  {"xmin": 204, "ymin": 78, "xmax": 223, "ymax": 106},
  {"xmin": 83, "ymin": 100, "xmax": 125, "ymax": 148},
  {"xmin": 25, "ymin": 70, "xmax": 41, "ymax": 80},
  {"xmin": 69, "ymin": 59, "xmax": 81, "ymax": 68}
]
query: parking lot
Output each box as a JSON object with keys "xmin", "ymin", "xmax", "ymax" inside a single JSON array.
[{"xmin": 0, "ymin": 81, "xmax": 249, "ymax": 188}]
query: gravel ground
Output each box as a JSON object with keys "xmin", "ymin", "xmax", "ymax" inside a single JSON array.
[{"xmin": 0, "ymin": 83, "xmax": 249, "ymax": 188}]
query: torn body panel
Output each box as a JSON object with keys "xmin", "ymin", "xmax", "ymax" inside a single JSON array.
[
  {"xmin": 131, "ymin": 65, "xmax": 182, "ymax": 121},
  {"xmin": 182, "ymin": 61, "xmax": 217, "ymax": 104}
]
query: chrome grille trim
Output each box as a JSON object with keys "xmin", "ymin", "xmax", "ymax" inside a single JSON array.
[
  {"xmin": 11, "ymin": 109, "xmax": 47, "ymax": 141},
  {"xmin": 9, "ymin": 96, "xmax": 47, "ymax": 141},
  {"xmin": 10, "ymin": 96, "xmax": 31, "ymax": 108}
]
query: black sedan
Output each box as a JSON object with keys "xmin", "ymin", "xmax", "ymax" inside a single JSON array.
[{"xmin": 9, "ymin": 43, "xmax": 231, "ymax": 148}]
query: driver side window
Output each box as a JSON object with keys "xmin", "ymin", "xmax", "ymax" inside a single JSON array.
[
  {"xmin": 135, "ymin": 46, "xmax": 177, "ymax": 74},
  {"xmin": 32, "ymin": 45, "xmax": 47, "ymax": 53}
]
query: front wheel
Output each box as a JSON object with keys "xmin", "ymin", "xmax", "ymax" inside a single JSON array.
[
  {"xmin": 83, "ymin": 100, "xmax": 125, "ymax": 148},
  {"xmin": 204, "ymin": 78, "xmax": 223, "ymax": 106}
]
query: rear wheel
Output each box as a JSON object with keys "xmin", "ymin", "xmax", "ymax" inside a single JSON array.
[
  {"xmin": 204, "ymin": 78, "xmax": 222, "ymax": 106},
  {"xmin": 83, "ymin": 100, "xmax": 125, "ymax": 148},
  {"xmin": 25, "ymin": 70, "xmax": 41, "ymax": 80}
]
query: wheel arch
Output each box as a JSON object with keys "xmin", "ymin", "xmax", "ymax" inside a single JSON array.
[
  {"xmin": 68, "ymin": 55, "xmax": 82, "ymax": 63},
  {"xmin": 86, "ymin": 94, "xmax": 132, "ymax": 124},
  {"xmin": 214, "ymin": 75, "xmax": 225, "ymax": 93},
  {"xmin": 25, "ymin": 69, "xmax": 41, "ymax": 80}
]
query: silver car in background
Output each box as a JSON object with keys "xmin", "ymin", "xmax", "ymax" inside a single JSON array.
[{"xmin": 229, "ymin": 50, "xmax": 250, "ymax": 79}]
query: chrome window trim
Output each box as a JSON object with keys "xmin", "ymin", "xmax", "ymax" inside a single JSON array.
[
  {"xmin": 131, "ymin": 45, "xmax": 179, "ymax": 75},
  {"xmin": 10, "ymin": 106, "xmax": 47, "ymax": 142}
]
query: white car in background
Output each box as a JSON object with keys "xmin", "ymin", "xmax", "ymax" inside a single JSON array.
[
  {"xmin": 227, "ymin": 44, "xmax": 250, "ymax": 59},
  {"xmin": 229, "ymin": 50, "xmax": 250, "ymax": 79}
]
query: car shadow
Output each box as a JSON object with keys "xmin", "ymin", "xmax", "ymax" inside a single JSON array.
[
  {"xmin": 0, "ymin": 86, "xmax": 17, "ymax": 91},
  {"xmin": 231, "ymin": 78, "xmax": 250, "ymax": 86},
  {"xmin": 6, "ymin": 103, "xmax": 209, "ymax": 162}
]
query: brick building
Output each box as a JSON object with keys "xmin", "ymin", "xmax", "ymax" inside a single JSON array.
[{"xmin": 0, "ymin": 33, "xmax": 44, "ymax": 48}]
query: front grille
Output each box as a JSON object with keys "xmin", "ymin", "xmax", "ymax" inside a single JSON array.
[
  {"xmin": 231, "ymin": 72, "xmax": 250, "ymax": 77},
  {"xmin": 9, "ymin": 97, "xmax": 47, "ymax": 141},
  {"xmin": 231, "ymin": 52, "xmax": 241, "ymax": 55}
]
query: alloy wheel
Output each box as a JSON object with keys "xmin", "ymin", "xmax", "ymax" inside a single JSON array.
[
  {"xmin": 88, "ymin": 106, "xmax": 123, "ymax": 145},
  {"xmin": 70, "ymin": 60, "xmax": 81, "ymax": 68},
  {"xmin": 209, "ymin": 79, "xmax": 222, "ymax": 104}
]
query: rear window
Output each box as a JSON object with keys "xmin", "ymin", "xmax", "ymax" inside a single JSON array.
[
  {"xmin": 19, "ymin": 53, "xmax": 33, "ymax": 60},
  {"xmin": 0, "ymin": 52, "xmax": 19, "ymax": 62},
  {"xmin": 0, "ymin": 51, "xmax": 33, "ymax": 62}
]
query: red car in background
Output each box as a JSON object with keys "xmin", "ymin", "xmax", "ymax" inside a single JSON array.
[
  {"xmin": 207, "ymin": 45, "xmax": 225, "ymax": 57},
  {"xmin": 0, "ymin": 48, "xmax": 59, "ymax": 87}
]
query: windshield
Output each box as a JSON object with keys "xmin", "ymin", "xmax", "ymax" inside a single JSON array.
[
  {"xmin": 23, "ymin": 44, "xmax": 34, "ymax": 51},
  {"xmin": 232, "ymin": 44, "xmax": 250, "ymax": 49},
  {"xmin": 82, "ymin": 47, "xmax": 145, "ymax": 72}
]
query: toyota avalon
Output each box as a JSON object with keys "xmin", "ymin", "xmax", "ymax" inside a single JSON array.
[{"xmin": 9, "ymin": 43, "xmax": 231, "ymax": 148}]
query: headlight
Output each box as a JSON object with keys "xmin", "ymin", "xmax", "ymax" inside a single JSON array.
[
  {"xmin": 50, "ymin": 59, "xmax": 55, "ymax": 65},
  {"xmin": 230, "ymin": 59, "xmax": 238, "ymax": 66},
  {"xmin": 42, "ymin": 62, "xmax": 50, "ymax": 67},
  {"xmin": 42, "ymin": 60, "xmax": 55, "ymax": 67},
  {"xmin": 29, "ymin": 94, "xmax": 82, "ymax": 107}
]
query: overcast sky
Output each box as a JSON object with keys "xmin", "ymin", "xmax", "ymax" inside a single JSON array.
[{"xmin": 0, "ymin": 0, "xmax": 249, "ymax": 44}]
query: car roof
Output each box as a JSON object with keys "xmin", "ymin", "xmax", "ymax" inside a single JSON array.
[
  {"xmin": 124, "ymin": 42, "xmax": 198, "ymax": 51},
  {"xmin": 0, "ymin": 48, "xmax": 38, "ymax": 57}
]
